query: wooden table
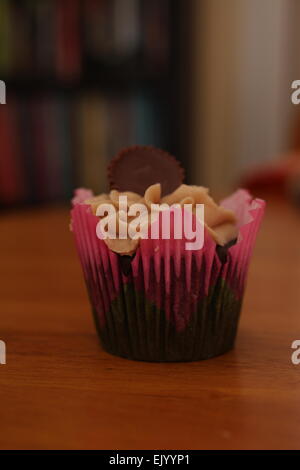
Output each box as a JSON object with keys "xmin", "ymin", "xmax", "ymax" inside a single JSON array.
[{"xmin": 0, "ymin": 199, "xmax": 300, "ymax": 450}]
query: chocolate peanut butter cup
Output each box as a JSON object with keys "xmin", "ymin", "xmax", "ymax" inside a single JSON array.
[{"xmin": 108, "ymin": 145, "xmax": 185, "ymax": 197}]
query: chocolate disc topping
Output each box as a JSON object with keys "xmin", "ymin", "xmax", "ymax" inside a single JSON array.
[{"xmin": 108, "ymin": 145, "xmax": 185, "ymax": 196}]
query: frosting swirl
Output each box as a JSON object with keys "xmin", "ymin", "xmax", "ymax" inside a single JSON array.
[{"xmin": 85, "ymin": 184, "xmax": 238, "ymax": 255}]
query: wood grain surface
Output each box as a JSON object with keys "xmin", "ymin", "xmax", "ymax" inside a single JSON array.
[{"xmin": 0, "ymin": 199, "xmax": 299, "ymax": 450}]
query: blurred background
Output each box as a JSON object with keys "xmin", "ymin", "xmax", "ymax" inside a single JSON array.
[{"xmin": 1, "ymin": 0, "xmax": 300, "ymax": 208}]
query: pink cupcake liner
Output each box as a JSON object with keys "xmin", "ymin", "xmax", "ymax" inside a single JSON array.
[{"xmin": 71, "ymin": 188, "xmax": 265, "ymax": 361}]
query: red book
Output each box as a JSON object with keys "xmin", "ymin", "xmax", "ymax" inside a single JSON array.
[
  {"xmin": 0, "ymin": 102, "xmax": 26, "ymax": 204},
  {"xmin": 55, "ymin": 0, "xmax": 81, "ymax": 80},
  {"xmin": 31, "ymin": 98, "xmax": 48, "ymax": 201}
]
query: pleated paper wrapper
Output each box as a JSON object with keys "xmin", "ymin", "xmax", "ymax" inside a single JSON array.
[{"xmin": 71, "ymin": 189, "xmax": 265, "ymax": 361}]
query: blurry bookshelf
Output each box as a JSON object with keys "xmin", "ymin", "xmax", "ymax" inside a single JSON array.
[{"xmin": 0, "ymin": 0, "xmax": 182, "ymax": 208}]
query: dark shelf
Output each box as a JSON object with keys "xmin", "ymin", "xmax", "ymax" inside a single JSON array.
[
  {"xmin": 3, "ymin": 70, "xmax": 171, "ymax": 95},
  {"xmin": 4, "ymin": 77, "xmax": 169, "ymax": 96},
  {"xmin": 0, "ymin": 0, "xmax": 184, "ymax": 207}
]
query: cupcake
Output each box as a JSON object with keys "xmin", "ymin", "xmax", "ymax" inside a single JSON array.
[{"xmin": 71, "ymin": 146, "xmax": 265, "ymax": 361}]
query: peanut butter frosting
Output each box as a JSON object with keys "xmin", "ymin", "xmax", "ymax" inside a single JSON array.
[{"xmin": 85, "ymin": 184, "xmax": 238, "ymax": 255}]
